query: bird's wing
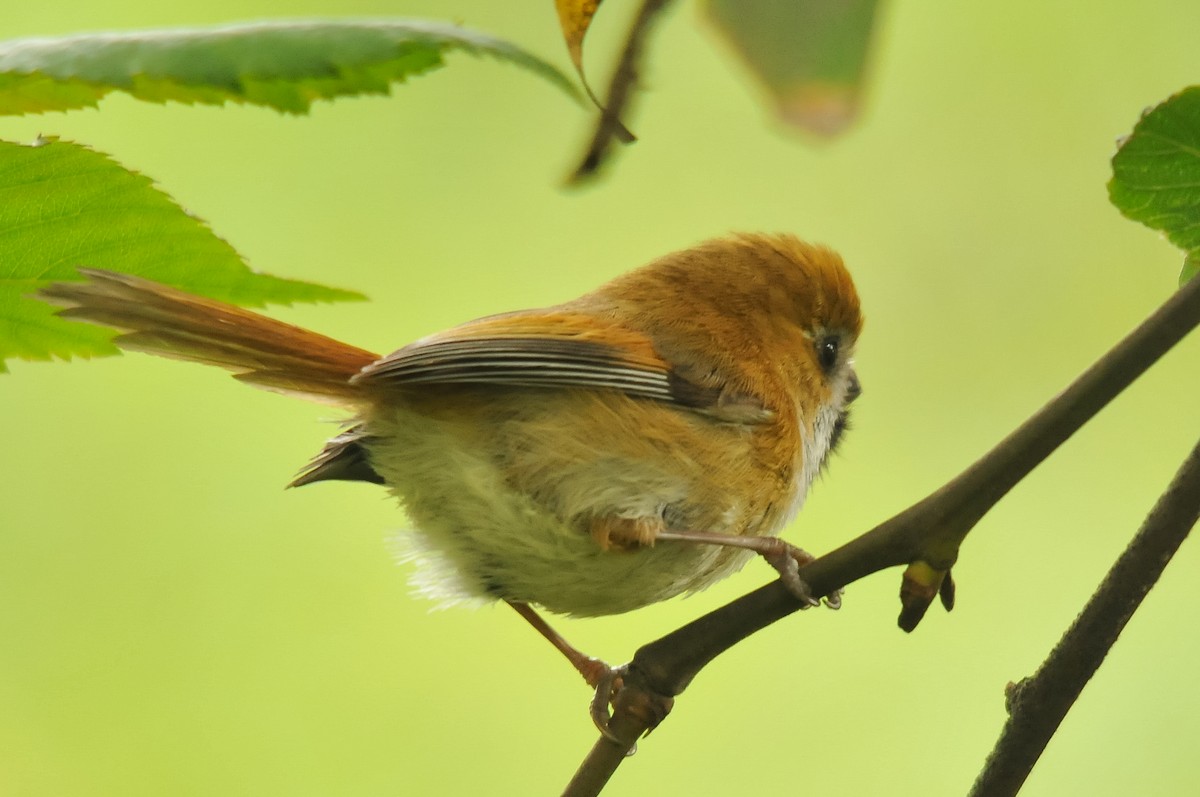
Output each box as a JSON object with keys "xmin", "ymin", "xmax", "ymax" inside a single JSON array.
[
  {"xmin": 353, "ymin": 309, "xmax": 764, "ymax": 418},
  {"xmin": 354, "ymin": 310, "xmax": 677, "ymax": 402}
]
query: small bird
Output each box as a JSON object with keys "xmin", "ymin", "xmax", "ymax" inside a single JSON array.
[{"xmin": 40, "ymin": 233, "xmax": 862, "ymax": 714}]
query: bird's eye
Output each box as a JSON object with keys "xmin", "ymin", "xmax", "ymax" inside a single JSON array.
[{"xmin": 816, "ymin": 335, "xmax": 839, "ymax": 373}]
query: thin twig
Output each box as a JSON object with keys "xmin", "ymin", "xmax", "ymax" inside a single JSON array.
[
  {"xmin": 969, "ymin": 437, "xmax": 1200, "ymax": 796},
  {"xmin": 568, "ymin": 0, "xmax": 676, "ymax": 184},
  {"xmin": 562, "ymin": 274, "xmax": 1200, "ymax": 794}
]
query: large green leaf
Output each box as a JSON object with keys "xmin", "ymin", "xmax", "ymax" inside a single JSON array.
[
  {"xmin": 1109, "ymin": 86, "xmax": 1200, "ymax": 284},
  {"xmin": 0, "ymin": 19, "xmax": 578, "ymax": 116},
  {"xmin": 0, "ymin": 137, "xmax": 365, "ymax": 372}
]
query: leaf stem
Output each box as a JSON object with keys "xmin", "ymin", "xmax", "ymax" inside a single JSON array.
[{"xmin": 568, "ymin": 0, "xmax": 676, "ymax": 183}]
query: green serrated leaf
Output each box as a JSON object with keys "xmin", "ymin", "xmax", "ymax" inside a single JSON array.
[
  {"xmin": 1109, "ymin": 86, "xmax": 1200, "ymax": 285},
  {"xmin": 0, "ymin": 19, "xmax": 579, "ymax": 116},
  {"xmin": 704, "ymin": 0, "xmax": 881, "ymax": 137},
  {"xmin": 0, "ymin": 137, "xmax": 365, "ymax": 369}
]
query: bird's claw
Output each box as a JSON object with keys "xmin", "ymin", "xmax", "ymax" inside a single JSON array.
[
  {"xmin": 762, "ymin": 542, "xmax": 842, "ymax": 610},
  {"xmin": 765, "ymin": 548, "xmax": 820, "ymax": 607},
  {"xmin": 590, "ymin": 663, "xmax": 634, "ymax": 749}
]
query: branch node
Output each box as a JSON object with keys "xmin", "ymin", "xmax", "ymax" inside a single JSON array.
[
  {"xmin": 940, "ymin": 569, "xmax": 957, "ymax": 611},
  {"xmin": 1003, "ymin": 677, "xmax": 1031, "ymax": 715},
  {"xmin": 898, "ymin": 561, "xmax": 953, "ymax": 632},
  {"xmin": 613, "ymin": 668, "xmax": 675, "ymax": 738}
]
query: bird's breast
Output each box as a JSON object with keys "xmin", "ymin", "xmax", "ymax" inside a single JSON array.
[{"xmin": 356, "ymin": 387, "xmax": 798, "ymax": 616}]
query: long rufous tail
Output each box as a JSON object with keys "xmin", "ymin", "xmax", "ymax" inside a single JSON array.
[{"xmin": 39, "ymin": 268, "xmax": 381, "ymax": 405}]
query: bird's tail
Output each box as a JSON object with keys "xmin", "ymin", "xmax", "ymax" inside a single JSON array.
[{"xmin": 40, "ymin": 268, "xmax": 380, "ymax": 405}]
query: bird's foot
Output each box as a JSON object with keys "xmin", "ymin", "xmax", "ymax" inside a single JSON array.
[
  {"xmin": 589, "ymin": 662, "xmax": 629, "ymax": 743},
  {"xmin": 758, "ymin": 539, "xmax": 843, "ymax": 610}
]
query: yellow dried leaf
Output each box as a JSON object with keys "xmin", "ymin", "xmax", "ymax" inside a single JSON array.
[{"xmin": 555, "ymin": 0, "xmax": 603, "ymax": 74}]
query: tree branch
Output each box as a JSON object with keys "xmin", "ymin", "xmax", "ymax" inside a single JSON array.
[
  {"xmin": 568, "ymin": 0, "xmax": 676, "ymax": 184},
  {"xmin": 562, "ymin": 273, "xmax": 1200, "ymax": 795},
  {"xmin": 968, "ymin": 436, "xmax": 1200, "ymax": 796}
]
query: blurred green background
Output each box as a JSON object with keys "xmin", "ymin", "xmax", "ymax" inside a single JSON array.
[{"xmin": 3, "ymin": 2, "xmax": 1198, "ymax": 795}]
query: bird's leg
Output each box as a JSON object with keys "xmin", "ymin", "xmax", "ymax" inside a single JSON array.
[
  {"xmin": 507, "ymin": 600, "xmax": 612, "ymax": 687},
  {"xmin": 654, "ymin": 530, "xmax": 842, "ymax": 609},
  {"xmin": 506, "ymin": 600, "xmax": 627, "ymax": 738}
]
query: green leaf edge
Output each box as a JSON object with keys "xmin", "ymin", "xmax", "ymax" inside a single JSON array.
[
  {"xmin": 0, "ymin": 18, "xmax": 581, "ymax": 117},
  {"xmin": 1107, "ymin": 86, "xmax": 1200, "ymax": 286},
  {"xmin": 1, "ymin": 136, "xmax": 368, "ymax": 371}
]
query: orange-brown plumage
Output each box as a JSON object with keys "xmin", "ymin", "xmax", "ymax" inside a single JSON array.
[
  {"xmin": 40, "ymin": 267, "xmax": 380, "ymax": 404},
  {"xmin": 40, "ymin": 234, "xmax": 863, "ymax": 618}
]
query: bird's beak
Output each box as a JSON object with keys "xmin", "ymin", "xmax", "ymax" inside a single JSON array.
[{"xmin": 845, "ymin": 369, "xmax": 862, "ymax": 405}]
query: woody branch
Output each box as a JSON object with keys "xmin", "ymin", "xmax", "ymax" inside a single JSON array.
[{"xmin": 563, "ymin": 271, "xmax": 1200, "ymax": 796}]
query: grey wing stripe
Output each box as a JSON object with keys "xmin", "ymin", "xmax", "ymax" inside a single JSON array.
[
  {"xmin": 353, "ymin": 336, "xmax": 675, "ymax": 400},
  {"xmin": 390, "ymin": 367, "xmax": 673, "ymax": 399},
  {"xmin": 377, "ymin": 359, "xmax": 667, "ymax": 383}
]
